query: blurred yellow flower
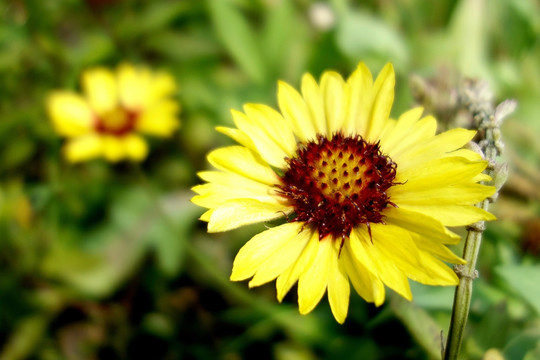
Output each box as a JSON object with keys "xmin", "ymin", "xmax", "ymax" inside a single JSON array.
[
  {"xmin": 47, "ymin": 64, "xmax": 180, "ymax": 162},
  {"xmin": 192, "ymin": 62, "xmax": 496, "ymax": 323}
]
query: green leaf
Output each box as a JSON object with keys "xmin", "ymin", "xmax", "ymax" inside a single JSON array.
[
  {"xmin": 0, "ymin": 137, "xmax": 35, "ymax": 174},
  {"xmin": 524, "ymin": 346, "xmax": 540, "ymax": 360},
  {"xmin": 136, "ymin": 1, "xmax": 189, "ymax": 32},
  {"xmin": 260, "ymin": 0, "xmax": 295, "ymax": 74},
  {"xmin": 410, "ymin": 281, "xmax": 455, "ymax": 311},
  {"xmin": 108, "ymin": 188, "xmax": 196, "ymax": 277},
  {"xmin": 116, "ymin": 1, "xmax": 190, "ymax": 40},
  {"xmin": 143, "ymin": 31, "xmax": 220, "ymax": 61},
  {"xmin": 495, "ymin": 264, "xmax": 540, "ymax": 315},
  {"xmin": 273, "ymin": 341, "xmax": 317, "ymax": 360},
  {"xmin": 207, "ymin": 0, "xmax": 266, "ymax": 83},
  {"xmin": 335, "ymin": 10, "xmax": 408, "ymax": 69},
  {"xmin": 148, "ymin": 191, "xmax": 201, "ymax": 277},
  {"xmin": 503, "ymin": 0, "xmax": 540, "ymax": 33},
  {"xmin": 62, "ymin": 31, "xmax": 115, "ymax": 67},
  {"xmin": 447, "ymin": 0, "xmax": 490, "ymax": 78},
  {"xmin": 503, "ymin": 328, "xmax": 540, "ymax": 360},
  {"xmin": 41, "ymin": 188, "xmax": 195, "ymax": 297},
  {"xmin": 0, "ymin": 315, "xmax": 49, "ymax": 360},
  {"xmin": 389, "ymin": 293, "xmax": 442, "ymax": 360},
  {"xmin": 474, "ymin": 302, "xmax": 512, "ymax": 352},
  {"xmin": 41, "ymin": 226, "xmax": 147, "ymax": 298}
]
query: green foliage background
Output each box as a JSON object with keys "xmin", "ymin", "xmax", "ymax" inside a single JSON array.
[{"xmin": 1, "ymin": 0, "xmax": 540, "ymax": 359}]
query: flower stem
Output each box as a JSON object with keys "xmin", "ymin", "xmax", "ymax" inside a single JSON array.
[
  {"xmin": 443, "ymin": 81, "xmax": 514, "ymax": 359},
  {"xmin": 443, "ymin": 203, "xmax": 486, "ymax": 360}
]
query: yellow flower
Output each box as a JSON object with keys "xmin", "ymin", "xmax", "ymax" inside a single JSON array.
[
  {"xmin": 192, "ymin": 62, "xmax": 495, "ymax": 323},
  {"xmin": 47, "ymin": 64, "xmax": 180, "ymax": 162}
]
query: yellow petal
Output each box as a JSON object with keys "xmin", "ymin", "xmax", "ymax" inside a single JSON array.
[
  {"xmin": 411, "ymin": 233, "xmax": 466, "ymax": 264},
  {"xmin": 473, "ymin": 173, "xmax": 492, "ymax": 182},
  {"xmin": 327, "ymin": 240, "xmax": 350, "ymax": 324},
  {"xmin": 301, "ymin": 73, "xmax": 326, "ymax": 136},
  {"xmin": 63, "ymin": 134, "xmax": 103, "ymax": 162},
  {"xmin": 82, "ymin": 67, "xmax": 118, "ymax": 115},
  {"xmin": 379, "ymin": 107, "xmax": 424, "ymax": 151},
  {"xmin": 47, "ymin": 92, "xmax": 94, "ymax": 137},
  {"xmin": 405, "ymin": 249, "xmax": 460, "ymax": 286},
  {"xmin": 207, "ymin": 199, "xmax": 288, "ymax": 232},
  {"xmin": 118, "ymin": 63, "xmax": 147, "ymax": 109},
  {"xmin": 320, "ymin": 71, "xmax": 347, "ymax": 135},
  {"xmin": 384, "ymin": 207, "xmax": 461, "ymax": 245},
  {"xmin": 342, "ymin": 245, "xmax": 384, "ymax": 305},
  {"xmin": 136, "ymin": 99, "xmax": 180, "ymax": 137},
  {"xmin": 349, "ymin": 227, "xmax": 412, "ymax": 301},
  {"xmin": 344, "ymin": 62, "xmax": 374, "ymax": 137},
  {"xmin": 444, "ymin": 148, "xmax": 483, "ymax": 161},
  {"xmin": 276, "ymin": 230, "xmax": 319, "ymax": 301},
  {"xmin": 124, "ymin": 134, "xmax": 148, "ymax": 161},
  {"xmin": 216, "ymin": 126, "xmax": 255, "ymax": 150},
  {"xmin": 369, "ymin": 223, "xmax": 425, "ymax": 287},
  {"xmin": 399, "ymin": 204, "xmax": 495, "ymax": 226},
  {"xmin": 365, "ymin": 63, "xmax": 395, "ymax": 142},
  {"xmin": 277, "ymin": 80, "xmax": 316, "ymax": 142},
  {"xmin": 207, "ymin": 146, "xmax": 279, "ymax": 186},
  {"xmin": 392, "ymin": 183, "xmax": 496, "ymax": 206},
  {"xmin": 377, "ymin": 117, "xmax": 397, "ymax": 144},
  {"xmin": 249, "ymin": 226, "xmax": 312, "ymax": 287},
  {"xmin": 231, "ymin": 222, "xmax": 304, "ymax": 281},
  {"xmin": 393, "ymin": 157, "xmax": 489, "ymax": 188},
  {"xmin": 199, "ymin": 209, "xmax": 213, "ymax": 222},
  {"xmin": 386, "ymin": 116, "xmax": 437, "ymax": 158},
  {"xmin": 396, "ymin": 128, "xmax": 477, "ymax": 172},
  {"xmin": 102, "ymin": 135, "xmax": 125, "ymax": 162},
  {"xmin": 147, "ymin": 70, "xmax": 177, "ymax": 106},
  {"xmin": 234, "ymin": 105, "xmax": 296, "ymax": 168},
  {"xmin": 192, "ymin": 184, "xmax": 280, "ymax": 210},
  {"xmin": 197, "ymin": 170, "xmax": 270, "ymax": 188},
  {"xmin": 297, "ymin": 237, "xmax": 331, "ymax": 315},
  {"xmin": 243, "ymin": 104, "xmax": 296, "ymax": 155},
  {"xmin": 192, "ymin": 171, "xmax": 278, "ymax": 209},
  {"xmin": 370, "ymin": 225, "xmax": 458, "ymax": 286},
  {"xmin": 118, "ymin": 64, "xmax": 176, "ymax": 109},
  {"xmin": 347, "ymin": 229, "xmax": 377, "ymax": 276}
]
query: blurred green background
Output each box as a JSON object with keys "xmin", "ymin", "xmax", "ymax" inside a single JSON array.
[{"xmin": 1, "ymin": 0, "xmax": 540, "ymax": 359}]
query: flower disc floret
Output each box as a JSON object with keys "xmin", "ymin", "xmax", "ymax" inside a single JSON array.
[
  {"xmin": 278, "ymin": 133, "xmax": 397, "ymax": 243},
  {"xmin": 94, "ymin": 107, "xmax": 139, "ymax": 136}
]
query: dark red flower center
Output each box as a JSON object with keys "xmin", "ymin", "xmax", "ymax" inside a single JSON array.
[
  {"xmin": 277, "ymin": 133, "xmax": 398, "ymax": 243},
  {"xmin": 94, "ymin": 107, "xmax": 139, "ymax": 136}
]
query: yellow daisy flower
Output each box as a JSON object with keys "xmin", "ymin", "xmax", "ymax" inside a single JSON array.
[
  {"xmin": 192, "ymin": 62, "xmax": 495, "ymax": 323},
  {"xmin": 47, "ymin": 64, "xmax": 180, "ymax": 162}
]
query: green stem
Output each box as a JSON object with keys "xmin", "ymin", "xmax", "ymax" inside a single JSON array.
[
  {"xmin": 444, "ymin": 201, "xmax": 487, "ymax": 360},
  {"xmin": 443, "ymin": 82, "xmax": 513, "ymax": 359}
]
